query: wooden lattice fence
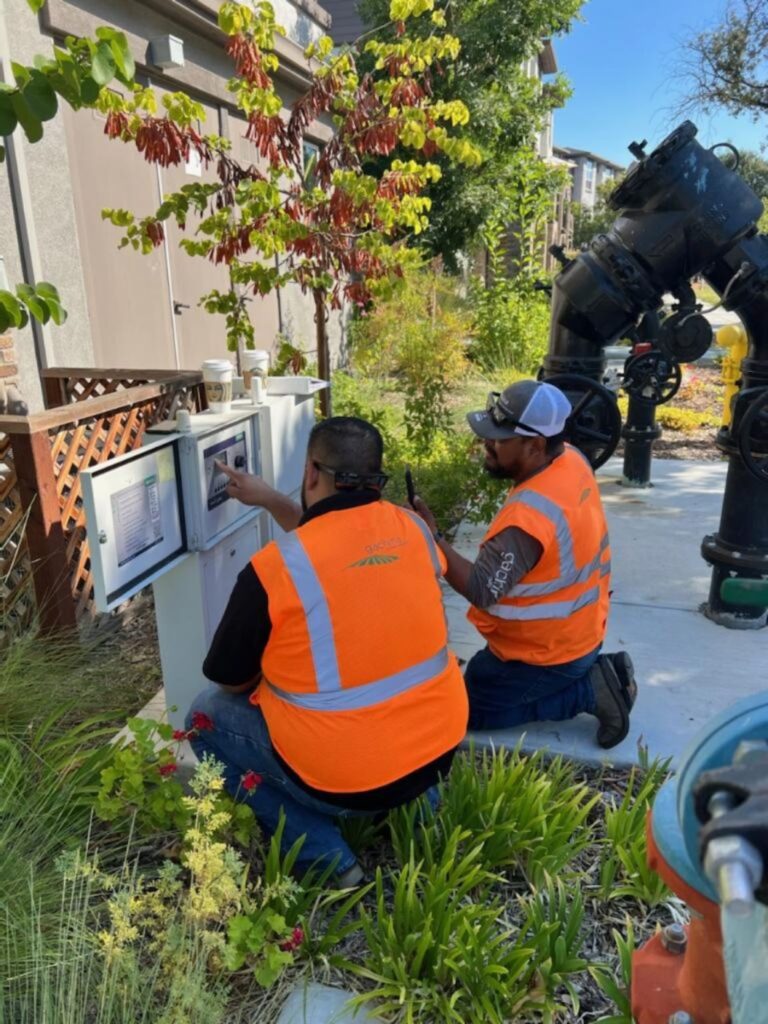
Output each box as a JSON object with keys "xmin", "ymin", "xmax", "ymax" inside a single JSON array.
[{"xmin": 0, "ymin": 368, "xmax": 205, "ymax": 641}]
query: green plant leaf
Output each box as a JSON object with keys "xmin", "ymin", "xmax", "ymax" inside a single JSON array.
[
  {"xmin": 16, "ymin": 284, "xmax": 50, "ymax": 324},
  {"xmin": 110, "ymin": 34, "xmax": 135, "ymax": 83},
  {"xmin": 0, "ymin": 92, "xmax": 19, "ymax": 136},
  {"xmin": 0, "ymin": 290, "xmax": 25, "ymax": 328},
  {"xmin": 25, "ymin": 0, "xmax": 47, "ymax": 12},
  {"xmin": 91, "ymin": 42, "xmax": 116, "ymax": 86},
  {"xmin": 22, "ymin": 70, "xmax": 58, "ymax": 122},
  {"xmin": 10, "ymin": 92, "xmax": 43, "ymax": 143}
]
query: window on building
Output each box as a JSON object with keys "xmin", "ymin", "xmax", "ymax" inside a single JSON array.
[
  {"xmin": 302, "ymin": 140, "xmax": 320, "ymax": 186},
  {"xmin": 584, "ymin": 159, "xmax": 595, "ymax": 192}
]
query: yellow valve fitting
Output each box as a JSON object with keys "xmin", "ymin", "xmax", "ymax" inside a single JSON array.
[{"xmin": 717, "ymin": 324, "xmax": 748, "ymax": 428}]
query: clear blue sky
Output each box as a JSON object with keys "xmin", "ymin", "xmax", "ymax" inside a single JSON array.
[{"xmin": 553, "ymin": 0, "xmax": 765, "ymax": 167}]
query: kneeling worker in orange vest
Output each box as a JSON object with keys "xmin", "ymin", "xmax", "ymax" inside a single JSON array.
[
  {"xmin": 185, "ymin": 416, "xmax": 468, "ymax": 885},
  {"xmin": 413, "ymin": 380, "xmax": 637, "ymax": 749}
]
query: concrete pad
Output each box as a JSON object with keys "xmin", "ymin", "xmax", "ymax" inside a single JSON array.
[
  {"xmin": 449, "ymin": 457, "xmax": 766, "ymax": 768},
  {"xmin": 277, "ymin": 983, "xmax": 383, "ymax": 1024}
]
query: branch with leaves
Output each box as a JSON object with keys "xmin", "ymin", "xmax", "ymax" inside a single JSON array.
[{"xmin": 97, "ymin": 0, "xmax": 482, "ymax": 387}]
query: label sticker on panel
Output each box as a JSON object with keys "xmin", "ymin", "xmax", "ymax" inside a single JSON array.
[{"xmin": 111, "ymin": 467, "xmax": 164, "ymax": 567}]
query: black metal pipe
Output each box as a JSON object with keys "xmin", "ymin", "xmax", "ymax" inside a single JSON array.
[
  {"xmin": 621, "ymin": 397, "xmax": 661, "ymax": 488},
  {"xmin": 540, "ymin": 121, "xmax": 768, "ymax": 627},
  {"xmin": 700, "ymin": 243, "xmax": 768, "ymax": 626}
]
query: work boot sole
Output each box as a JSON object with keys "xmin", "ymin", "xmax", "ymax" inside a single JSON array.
[
  {"xmin": 592, "ymin": 656, "xmax": 630, "ymax": 750},
  {"xmin": 611, "ymin": 651, "xmax": 637, "ymax": 711}
]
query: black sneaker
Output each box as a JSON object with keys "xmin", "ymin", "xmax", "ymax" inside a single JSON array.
[
  {"xmin": 590, "ymin": 656, "xmax": 630, "ymax": 749},
  {"xmin": 610, "ymin": 651, "xmax": 637, "ymax": 711}
]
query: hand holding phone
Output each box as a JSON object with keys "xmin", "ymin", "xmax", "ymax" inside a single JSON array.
[{"xmin": 405, "ymin": 465, "xmax": 416, "ymax": 509}]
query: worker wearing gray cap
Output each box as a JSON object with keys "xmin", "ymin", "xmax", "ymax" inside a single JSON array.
[{"xmin": 413, "ymin": 379, "xmax": 636, "ymax": 748}]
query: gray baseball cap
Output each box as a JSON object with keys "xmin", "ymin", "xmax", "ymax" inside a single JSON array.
[{"xmin": 467, "ymin": 380, "xmax": 572, "ymax": 440}]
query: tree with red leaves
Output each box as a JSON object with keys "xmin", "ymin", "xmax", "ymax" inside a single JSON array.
[{"xmin": 99, "ymin": 0, "xmax": 480, "ymax": 414}]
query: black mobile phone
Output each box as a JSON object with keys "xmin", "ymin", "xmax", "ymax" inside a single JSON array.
[{"xmin": 405, "ymin": 465, "xmax": 416, "ymax": 508}]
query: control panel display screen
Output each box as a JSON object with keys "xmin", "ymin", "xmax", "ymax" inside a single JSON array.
[
  {"xmin": 204, "ymin": 431, "xmax": 247, "ymax": 511},
  {"xmin": 112, "ymin": 469, "xmax": 163, "ymax": 567}
]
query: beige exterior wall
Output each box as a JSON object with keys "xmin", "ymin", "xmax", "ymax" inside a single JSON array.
[{"xmin": 0, "ymin": 0, "xmax": 344, "ymax": 411}]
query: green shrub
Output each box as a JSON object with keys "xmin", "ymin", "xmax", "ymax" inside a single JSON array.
[
  {"xmin": 656, "ymin": 406, "xmax": 719, "ymax": 432},
  {"xmin": 469, "ymin": 277, "xmax": 551, "ymax": 375},
  {"xmin": 346, "ymin": 833, "xmax": 539, "ymax": 1024},
  {"xmin": 348, "ymin": 268, "xmax": 470, "ymax": 449},
  {"xmin": 598, "ymin": 759, "xmax": 671, "ymax": 906},
  {"xmin": 589, "ymin": 917, "xmax": 637, "ymax": 1024},
  {"xmin": 389, "ymin": 748, "xmax": 597, "ymax": 885},
  {"xmin": 519, "ymin": 875, "xmax": 588, "ymax": 1016},
  {"xmin": 332, "ymin": 370, "xmax": 507, "ymax": 530}
]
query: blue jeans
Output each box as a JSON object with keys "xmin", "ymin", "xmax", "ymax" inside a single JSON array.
[
  {"xmin": 185, "ymin": 687, "xmax": 437, "ymax": 876},
  {"xmin": 464, "ymin": 645, "xmax": 600, "ymax": 730}
]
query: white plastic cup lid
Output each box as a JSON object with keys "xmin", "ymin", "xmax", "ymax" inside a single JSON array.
[
  {"xmin": 201, "ymin": 359, "xmax": 233, "ymax": 374},
  {"xmin": 242, "ymin": 349, "xmax": 269, "ymax": 368}
]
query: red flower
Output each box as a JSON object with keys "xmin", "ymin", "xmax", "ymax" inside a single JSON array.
[
  {"xmin": 279, "ymin": 926, "xmax": 305, "ymax": 952},
  {"xmin": 159, "ymin": 763, "xmax": 178, "ymax": 777},
  {"xmin": 172, "ymin": 729, "xmax": 189, "ymax": 741},
  {"xmin": 242, "ymin": 771, "xmax": 263, "ymax": 792},
  {"xmin": 190, "ymin": 712, "xmax": 215, "ymax": 732}
]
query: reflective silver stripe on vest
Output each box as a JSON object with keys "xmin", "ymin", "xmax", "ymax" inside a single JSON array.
[
  {"xmin": 403, "ymin": 508, "xmax": 442, "ymax": 578},
  {"xmin": 487, "ymin": 585, "xmax": 601, "ymax": 621},
  {"xmin": 265, "ymin": 647, "xmax": 450, "ymax": 712},
  {"xmin": 277, "ymin": 532, "xmax": 341, "ymax": 693},
  {"xmin": 511, "ymin": 533, "xmax": 610, "ymax": 598},
  {"xmin": 505, "ymin": 489, "xmax": 575, "ymax": 581}
]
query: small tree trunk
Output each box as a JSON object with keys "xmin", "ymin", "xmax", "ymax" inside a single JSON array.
[{"xmin": 314, "ymin": 288, "xmax": 331, "ymax": 418}]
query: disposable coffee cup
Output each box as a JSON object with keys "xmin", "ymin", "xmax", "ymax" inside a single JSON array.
[
  {"xmin": 202, "ymin": 359, "xmax": 234, "ymax": 413},
  {"xmin": 242, "ymin": 349, "xmax": 270, "ymax": 392}
]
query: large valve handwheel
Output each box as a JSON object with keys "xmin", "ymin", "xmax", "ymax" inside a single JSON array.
[
  {"xmin": 622, "ymin": 350, "xmax": 683, "ymax": 406},
  {"xmin": 737, "ymin": 387, "xmax": 768, "ymax": 485},
  {"xmin": 544, "ymin": 374, "xmax": 622, "ymax": 470}
]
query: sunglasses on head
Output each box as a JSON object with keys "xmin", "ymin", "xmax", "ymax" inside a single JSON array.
[{"xmin": 485, "ymin": 392, "xmax": 545, "ymax": 437}]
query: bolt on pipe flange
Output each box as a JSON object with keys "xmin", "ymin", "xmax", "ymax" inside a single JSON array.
[{"xmin": 661, "ymin": 921, "xmax": 687, "ymax": 954}]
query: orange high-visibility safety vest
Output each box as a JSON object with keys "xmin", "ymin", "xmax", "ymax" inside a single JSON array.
[
  {"xmin": 250, "ymin": 500, "xmax": 468, "ymax": 794},
  {"xmin": 468, "ymin": 445, "xmax": 611, "ymax": 666}
]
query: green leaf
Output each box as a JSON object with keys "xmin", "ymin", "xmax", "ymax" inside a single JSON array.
[
  {"xmin": 109, "ymin": 34, "xmax": 135, "ymax": 83},
  {"xmin": 10, "ymin": 92, "xmax": 43, "ymax": 143},
  {"xmin": 26, "ymin": 0, "xmax": 47, "ymax": 12},
  {"xmin": 0, "ymin": 93, "xmax": 18, "ymax": 137},
  {"xmin": 16, "ymin": 283, "xmax": 50, "ymax": 324},
  {"xmin": 0, "ymin": 290, "xmax": 25, "ymax": 327},
  {"xmin": 91, "ymin": 42, "xmax": 116, "ymax": 87},
  {"xmin": 10, "ymin": 63, "xmax": 31, "ymax": 89},
  {"xmin": 23, "ymin": 71, "xmax": 58, "ymax": 122}
]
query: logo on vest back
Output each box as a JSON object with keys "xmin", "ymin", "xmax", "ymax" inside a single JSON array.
[{"xmin": 347, "ymin": 553, "xmax": 400, "ymax": 568}]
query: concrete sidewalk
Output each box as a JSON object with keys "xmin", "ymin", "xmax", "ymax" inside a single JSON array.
[{"xmin": 447, "ymin": 456, "xmax": 766, "ymax": 768}]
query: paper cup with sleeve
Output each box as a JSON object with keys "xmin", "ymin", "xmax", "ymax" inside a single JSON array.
[{"xmin": 202, "ymin": 359, "xmax": 234, "ymax": 413}]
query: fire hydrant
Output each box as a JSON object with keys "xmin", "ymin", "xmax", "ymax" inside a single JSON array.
[
  {"xmin": 631, "ymin": 689, "xmax": 768, "ymax": 1024},
  {"xmin": 717, "ymin": 324, "xmax": 748, "ymax": 429}
]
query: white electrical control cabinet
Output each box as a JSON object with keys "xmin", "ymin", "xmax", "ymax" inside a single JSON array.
[
  {"xmin": 81, "ymin": 436, "xmax": 188, "ymax": 612},
  {"xmin": 144, "ymin": 408, "xmax": 263, "ymax": 551},
  {"xmin": 81, "ymin": 393, "xmax": 322, "ymax": 726}
]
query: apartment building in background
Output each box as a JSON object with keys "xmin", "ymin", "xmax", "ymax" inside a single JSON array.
[{"xmin": 554, "ymin": 146, "xmax": 625, "ymax": 211}]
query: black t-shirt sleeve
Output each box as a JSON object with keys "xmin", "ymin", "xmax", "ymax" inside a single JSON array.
[{"xmin": 202, "ymin": 563, "xmax": 271, "ymax": 686}]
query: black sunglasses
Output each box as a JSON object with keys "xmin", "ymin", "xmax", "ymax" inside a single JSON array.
[
  {"xmin": 485, "ymin": 392, "xmax": 545, "ymax": 437},
  {"xmin": 313, "ymin": 460, "xmax": 389, "ymax": 491}
]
